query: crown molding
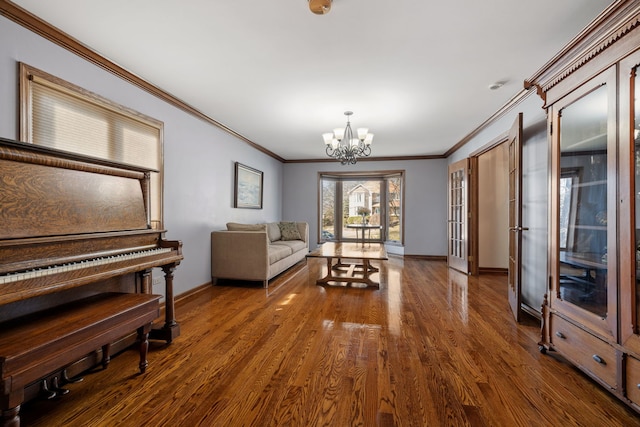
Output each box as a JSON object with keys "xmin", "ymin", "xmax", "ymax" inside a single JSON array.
[
  {"xmin": 284, "ymin": 154, "xmax": 445, "ymax": 164},
  {"xmin": 4, "ymin": 0, "xmax": 628, "ymax": 164},
  {"xmin": 0, "ymin": 0, "xmax": 285, "ymax": 162},
  {"xmin": 524, "ymin": 0, "xmax": 640, "ymax": 104}
]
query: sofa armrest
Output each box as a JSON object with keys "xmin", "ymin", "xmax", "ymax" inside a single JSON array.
[
  {"xmin": 295, "ymin": 222, "xmax": 309, "ymax": 247},
  {"xmin": 211, "ymin": 231, "xmax": 270, "ymax": 280}
]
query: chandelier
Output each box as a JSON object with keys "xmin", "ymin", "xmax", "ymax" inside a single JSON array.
[
  {"xmin": 308, "ymin": 0, "xmax": 332, "ymax": 15},
  {"xmin": 322, "ymin": 111, "xmax": 374, "ymax": 165}
]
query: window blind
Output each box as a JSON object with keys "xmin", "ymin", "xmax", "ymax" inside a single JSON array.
[{"xmin": 21, "ymin": 64, "xmax": 164, "ymax": 228}]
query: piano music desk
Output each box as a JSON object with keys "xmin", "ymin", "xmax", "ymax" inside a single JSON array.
[{"xmin": 0, "ymin": 292, "xmax": 161, "ymax": 427}]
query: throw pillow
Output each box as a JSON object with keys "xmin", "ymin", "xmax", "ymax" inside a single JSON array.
[
  {"xmin": 278, "ymin": 222, "xmax": 301, "ymax": 241},
  {"xmin": 266, "ymin": 222, "xmax": 282, "ymax": 242},
  {"xmin": 226, "ymin": 222, "xmax": 266, "ymax": 232}
]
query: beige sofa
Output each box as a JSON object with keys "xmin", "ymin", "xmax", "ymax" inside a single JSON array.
[{"xmin": 211, "ymin": 221, "xmax": 309, "ymax": 288}]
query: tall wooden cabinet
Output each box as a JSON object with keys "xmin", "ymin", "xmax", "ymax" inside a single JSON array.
[{"xmin": 528, "ymin": 1, "xmax": 640, "ymax": 413}]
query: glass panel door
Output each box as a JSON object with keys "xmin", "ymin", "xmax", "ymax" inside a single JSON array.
[
  {"xmin": 558, "ymin": 84, "xmax": 609, "ymax": 318},
  {"xmin": 623, "ymin": 56, "xmax": 640, "ymax": 351},
  {"xmin": 552, "ymin": 66, "xmax": 617, "ymax": 340},
  {"xmin": 634, "ymin": 66, "xmax": 640, "ymax": 338},
  {"xmin": 448, "ymin": 159, "xmax": 468, "ymax": 273}
]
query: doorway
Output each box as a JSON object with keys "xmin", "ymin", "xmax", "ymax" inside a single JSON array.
[{"xmin": 477, "ymin": 142, "xmax": 509, "ymax": 273}]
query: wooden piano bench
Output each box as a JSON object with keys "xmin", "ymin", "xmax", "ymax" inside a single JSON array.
[{"xmin": 0, "ymin": 292, "xmax": 161, "ymax": 427}]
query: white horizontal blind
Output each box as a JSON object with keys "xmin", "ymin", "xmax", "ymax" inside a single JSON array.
[{"xmin": 21, "ymin": 64, "xmax": 164, "ymax": 228}]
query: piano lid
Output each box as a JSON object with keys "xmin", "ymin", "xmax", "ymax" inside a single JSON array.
[{"xmin": 0, "ymin": 138, "xmax": 152, "ymax": 240}]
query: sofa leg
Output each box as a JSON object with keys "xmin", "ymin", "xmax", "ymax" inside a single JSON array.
[
  {"xmin": 211, "ymin": 277, "xmax": 217, "ymax": 286},
  {"xmin": 263, "ymin": 280, "xmax": 268, "ymax": 288}
]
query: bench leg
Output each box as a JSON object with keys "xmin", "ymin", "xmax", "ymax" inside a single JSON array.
[
  {"xmin": 2, "ymin": 406, "xmax": 20, "ymax": 427},
  {"xmin": 137, "ymin": 325, "xmax": 151, "ymax": 374}
]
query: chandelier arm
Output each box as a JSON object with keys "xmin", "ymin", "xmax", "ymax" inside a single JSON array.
[{"xmin": 326, "ymin": 145, "xmax": 335, "ymax": 157}]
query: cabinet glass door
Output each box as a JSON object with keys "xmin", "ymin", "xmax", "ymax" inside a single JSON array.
[
  {"xmin": 633, "ymin": 64, "xmax": 640, "ymax": 342},
  {"xmin": 620, "ymin": 51, "xmax": 640, "ymax": 352},
  {"xmin": 555, "ymin": 72, "xmax": 616, "ymax": 336}
]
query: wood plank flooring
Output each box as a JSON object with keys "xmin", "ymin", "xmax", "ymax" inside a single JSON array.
[{"xmin": 21, "ymin": 257, "xmax": 640, "ymax": 426}]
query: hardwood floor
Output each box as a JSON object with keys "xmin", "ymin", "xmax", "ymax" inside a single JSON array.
[{"xmin": 21, "ymin": 257, "xmax": 640, "ymax": 426}]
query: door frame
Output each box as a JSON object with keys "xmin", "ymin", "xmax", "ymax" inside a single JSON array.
[{"xmin": 468, "ymin": 132, "xmax": 510, "ymax": 277}]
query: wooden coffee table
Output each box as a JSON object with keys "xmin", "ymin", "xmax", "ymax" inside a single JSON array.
[{"xmin": 306, "ymin": 242, "xmax": 388, "ymax": 288}]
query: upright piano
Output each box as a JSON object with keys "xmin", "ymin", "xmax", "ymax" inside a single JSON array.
[{"xmin": 0, "ymin": 138, "xmax": 183, "ymax": 426}]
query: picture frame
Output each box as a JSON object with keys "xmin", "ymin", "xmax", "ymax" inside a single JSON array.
[{"xmin": 234, "ymin": 162, "xmax": 263, "ymax": 209}]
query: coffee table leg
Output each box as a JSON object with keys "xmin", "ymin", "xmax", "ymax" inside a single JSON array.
[
  {"xmin": 362, "ymin": 259, "xmax": 372, "ymax": 287},
  {"xmin": 317, "ymin": 257, "xmax": 335, "ymax": 285},
  {"xmin": 316, "ymin": 256, "xmax": 381, "ymax": 288}
]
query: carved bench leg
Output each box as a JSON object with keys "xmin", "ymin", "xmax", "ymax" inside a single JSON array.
[
  {"xmin": 2, "ymin": 405, "xmax": 20, "ymax": 427},
  {"xmin": 138, "ymin": 325, "xmax": 151, "ymax": 374}
]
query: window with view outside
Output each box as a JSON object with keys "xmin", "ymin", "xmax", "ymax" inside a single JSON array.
[
  {"xmin": 386, "ymin": 176, "xmax": 402, "ymax": 242},
  {"xmin": 319, "ymin": 172, "xmax": 404, "ymax": 244},
  {"xmin": 321, "ymin": 179, "xmax": 337, "ymax": 242}
]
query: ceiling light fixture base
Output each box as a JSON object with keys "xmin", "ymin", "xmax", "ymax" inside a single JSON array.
[{"xmin": 308, "ymin": 0, "xmax": 332, "ymax": 15}]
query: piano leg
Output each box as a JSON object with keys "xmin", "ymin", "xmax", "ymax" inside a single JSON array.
[
  {"xmin": 140, "ymin": 269, "xmax": 152, "ymax": 294},
  {"xmin": 2, "ymin": 405, "xmax": 19, "ymax": 427},
  {"xmin": 149, "ymin": 264, "xmax": 180, "ymax": 344},
  {"xmin": 137, "ymin": 325, "xmax": 150, "ymax": 374}
]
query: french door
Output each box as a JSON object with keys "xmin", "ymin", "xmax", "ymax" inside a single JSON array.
[
  {"xmin": 448, "ymin": 159, "xmax": 469, "ymax": 273},
  {"xmin": 507, "ymin": 113, "xmax": 524, "ymax": 322}
]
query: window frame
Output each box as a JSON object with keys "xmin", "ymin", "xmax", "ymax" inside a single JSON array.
[
  {"xmin": 19, "ymin": 63, "xmax": 165, "ymax": 229},
  {"xmin": 318, "ymin": 170, "xmax": 405, "ymax": 245}
]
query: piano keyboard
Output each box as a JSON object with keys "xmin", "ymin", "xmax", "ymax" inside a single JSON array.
[{"xmin": 0, "ymin": 247, "xmax": 172, "ymax": 285}]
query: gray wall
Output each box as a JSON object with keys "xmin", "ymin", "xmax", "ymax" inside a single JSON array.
[
  {"xmin": 283, "ymin": 159, "xmax": 448, "ymax": 256},
  {"xmin": 449, "ymin": 94, "xmax": 549, "ymax": 313},
  {"xmin": 0, "ymin": 16, "xmax": 284, "ymax": 298}
]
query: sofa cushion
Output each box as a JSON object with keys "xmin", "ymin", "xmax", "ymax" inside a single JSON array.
[
  {"xmin": 278, "ymin": 222, "xmax": 302, "ymax": 241},
  {"xmin": 271, "ymin": 240, "xmax": 306, "ymax": 253},
  {"xmin": 268, "ymin": 244, "xmax": 292, "ymax": 264},
  {"xmin": 226, "ymin": 222, "xmax": 266, "ymax": 232},
  {"xmin": 266, "ymin": 222, "xmax": 281, "ymax": 242}
]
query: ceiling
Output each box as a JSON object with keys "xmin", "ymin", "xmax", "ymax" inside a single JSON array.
[{"xmin": 11, "ymin": 0, "xmax": 614, "ymax": 161}]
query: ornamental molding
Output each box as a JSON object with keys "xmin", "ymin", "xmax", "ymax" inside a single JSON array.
[{"xmin": 525, "ymin": 1, "xmax": 640, "ymax": 103}]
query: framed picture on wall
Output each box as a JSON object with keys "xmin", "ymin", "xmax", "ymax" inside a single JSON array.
[{"xmin": 234, "ymin": 162, "xmax": 263, "ymax": 209}]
